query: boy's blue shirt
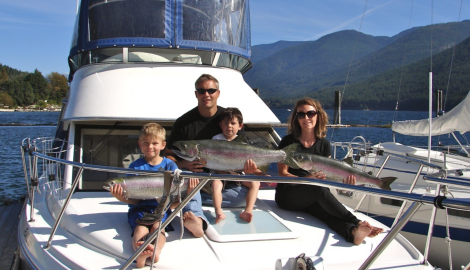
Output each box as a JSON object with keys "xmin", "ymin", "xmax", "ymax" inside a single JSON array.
[{"xmin": 127, "ymin": 157, "xmax": 178, "ymax": 210}]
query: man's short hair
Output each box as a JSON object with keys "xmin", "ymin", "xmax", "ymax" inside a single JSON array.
[
  {"xmin": 195, "ymin": 74, "xmax": 219, "ymax": 89},
  {"xmin": 140, "ymin": 123, "xmax": 166, "ymax": 141}
]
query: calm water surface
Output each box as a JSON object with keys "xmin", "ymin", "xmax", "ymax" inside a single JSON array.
[{"xmin": 0, "ymin": 110, "xmax": 466, "ymax": 201}]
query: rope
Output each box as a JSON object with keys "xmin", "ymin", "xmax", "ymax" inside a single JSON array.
[
  {"xmin": 172, "ymin": 169, "xmax": 185, "ymax": 240},
  {"xmin": 393, "ymin": 0, "xmax": 414, "ymax": 121},
  {"xmin": 441, "ymin": 187, "xmax": 454, "ymax": 270}
]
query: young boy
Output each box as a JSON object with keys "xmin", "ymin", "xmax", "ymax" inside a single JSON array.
[
  {"xmin": 109, "ymin": 123, "xmax": 175, "ymax": 268},
  {"xmin": 211, "ymin": 107, "xmax": 262, "ymax": 224}
]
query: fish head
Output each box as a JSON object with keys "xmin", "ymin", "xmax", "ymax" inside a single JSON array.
[
  {"xmin": 103, "ymin": 178, "xmax": 125, "ymax": 191},
  {"xmin": 292, "ymin": 154, "xmax": 314, "ymax": 171},
  {"xmin": 172, "ymin": 141, "xmax": 199, "ymax": 161}
]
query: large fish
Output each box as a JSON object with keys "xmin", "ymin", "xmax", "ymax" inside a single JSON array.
[
  {"xmin": 172, "ymin": 140, "xmax": 298, "ymax": 172},
  {"xmin": 291, "ymin": 153, "xmax": 397, "ymax": 190},
  {"xmin": 103, "ymin": 175, "xmax": 188, "ymax": 200}
]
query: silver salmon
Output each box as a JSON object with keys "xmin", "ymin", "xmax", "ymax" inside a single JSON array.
[
  {"xmin": 173, "ymin": 140, "xmax": 298, "ymax": 172},
  {"xmin": 292, "ymin": 153, "xmax": 396, "ymax": 190},
  {"xmin": 103, "ymin": 175, "xmax": 188, "ymax": 200}
]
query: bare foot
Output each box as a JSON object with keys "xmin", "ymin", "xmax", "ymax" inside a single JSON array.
[
  {"xmin": 352, "ymin": 222, "xmax": 372, "ymax": 245},
  {"xmin": 135, "ymin": 241, "xmax": 161, "ymax": 267},
  {"xmin": 215, "ymin": 210, "xmax": 226, "ymax": 224},
  {"xmin": 368, "ymin": 226, "xmax": 383, "ymax": 237},
  {"xmin": 239, "ymin": 211, "xmax": 253, "ymax": 223},
  {"xmin": 183, "ymin": 211, "xmax": 204, "ymax": 238}
]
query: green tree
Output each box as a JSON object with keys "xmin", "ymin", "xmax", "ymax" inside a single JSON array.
[
  {"xmin": 24, "ymin": 69, "xmax": 49, "ymax": 102},
  {"xmin": 47, "ymin": 72, "xmax": 69, "ymax": 103},
  {"xmin": 0, "ymin": 68, "xmax": 8, "ymax": 84},
  {"xmin": 0, "ymin": 92, "xmax": 14, "ymax": 107}
]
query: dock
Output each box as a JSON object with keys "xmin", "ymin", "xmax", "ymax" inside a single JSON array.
[{"xmin": 0, "ymin": 200, "xmax": 24, "ymax": 270}]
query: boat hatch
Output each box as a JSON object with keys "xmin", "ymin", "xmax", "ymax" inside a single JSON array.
[{"xmin": 204, "ymin": 208, "xmax": 298, "ymax": 242}]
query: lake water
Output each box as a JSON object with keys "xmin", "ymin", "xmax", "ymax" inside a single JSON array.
[{"xmin": 0, "ymin": 110, "xmax": 466, "ymax": 201}]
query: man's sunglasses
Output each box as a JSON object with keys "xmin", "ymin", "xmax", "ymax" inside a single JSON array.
[
  {"xmin": 296, "ymin": 110, "xmax": 318, "ymax": 119},
  {"xmin": 196, "ymin": 88, "xmax": 218, "ymax": 95}
]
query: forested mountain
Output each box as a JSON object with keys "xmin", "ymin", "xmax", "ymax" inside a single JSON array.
[
  {"xmin": 265, "ymin": 35, "xmax": 470, "ymax": 112},
  {"xmin": 251, "ymin": 41, "xmax": 305, "ymax": 63},
  {"xmin": 244, "ymin": 30, "xmax": 391, "ymax": 97},
  {"xmin": 246, "ymin": 20, "xmax": 470, "ymax": 110},
  {"xmin": 0, "ymin": 64, "xmax": 68, "ymax": 108}
]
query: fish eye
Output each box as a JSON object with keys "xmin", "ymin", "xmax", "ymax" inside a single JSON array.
[{"xmin": 111, "ymin": 181, "xmax": 115, "ymax": 185}]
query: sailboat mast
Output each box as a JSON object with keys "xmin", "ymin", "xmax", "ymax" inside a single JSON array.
[{"xmin": 428, "ymin": 72, "xmax": 432, "ymax": 163}]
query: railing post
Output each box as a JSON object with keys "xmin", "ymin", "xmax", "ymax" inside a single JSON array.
[
  {"xmin": 359, "ymin": 202, "xmax": 423, "ymax": 270},
  {"xmin": 354, "ymin": 154, "xmax": 391, "ymax": 212},
  {"xmin": 44, "ymin": 166, "xmax": 84, "ymax": 249},
  {"xmin": 391, "ymin": 164, "xmax": 425, "ymax": 227}
]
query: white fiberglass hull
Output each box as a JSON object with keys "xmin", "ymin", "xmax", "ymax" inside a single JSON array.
[
  {"xmin": 18, "ymin": 185, "xmax": 433, "ymax": 270},
  {"xmin": 331, "ymin": 142, "xmax": 470, "ymax": 269}
]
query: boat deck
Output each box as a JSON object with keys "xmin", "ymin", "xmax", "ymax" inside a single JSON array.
[
  {"xmin": 0, "ymin": 201, "xmax": 23, "ymax": 270},
  {"xmin": 19, "ymin": 189, "xmax": 431, "ymax": 270}
]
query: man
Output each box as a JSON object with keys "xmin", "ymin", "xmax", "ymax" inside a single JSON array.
[{"xmin": 165, "ymin": 74, "xmax": 249, "ymax": 219}]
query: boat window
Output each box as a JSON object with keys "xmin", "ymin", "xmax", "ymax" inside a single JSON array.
[
  {"xmin": 69, "ymin": 48, "xmax": 251, "ymax": 73},
  {"xmin": 380, "ymin": 197, "xmax": 404, "ymax": 207},
  {"xmin": 78, "ymin": 127, "xmax": 143, "ymax": 190},
  {"xmin": 182, "ymin": 0, "xmax": 248, "ymax": 49},
  {"xmin": 88, "ymin": 0, "xmax": 166, "ymax": 41},
  {"xmin": 74, "ymin": 125, "xmax": 279, "ymax": 191},
  {"xmin": 93, "ymin": 48, "xmax": 124, "ymax": 63},
  {"xmin": 127, "ymin": 48, "xmax": 202, "ymax": 64}
]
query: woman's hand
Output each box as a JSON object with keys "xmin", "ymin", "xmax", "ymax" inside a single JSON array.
[{"xmin": 343, "ymin": 175, "xmax": 357, "ymax": 185}]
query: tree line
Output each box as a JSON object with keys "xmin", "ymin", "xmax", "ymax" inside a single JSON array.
[{"xmin": 0, "ymin": 64, "xmax": 69, "ymax": 109}]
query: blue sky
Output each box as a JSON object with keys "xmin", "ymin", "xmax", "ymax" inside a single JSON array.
[{"xmin": 0, "ymin": 0, "xmax": 468, "ymax": 76}]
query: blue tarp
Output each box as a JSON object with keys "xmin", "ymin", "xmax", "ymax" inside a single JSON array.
[{"xmin": 70, "ymin": 0, "xmax": 251, "ymax": 59}]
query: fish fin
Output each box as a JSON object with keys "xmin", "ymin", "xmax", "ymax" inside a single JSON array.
[
  {"xmin": 281, "ymin": 143, "xmax": 300, "ymax": 169},
  {"xmin": 342, "ymin": 157, "xmax": 354, "ymax": 166},
  {"xmin": 379, "ymin": 177, "xmax": 397, "ymax": 190}
]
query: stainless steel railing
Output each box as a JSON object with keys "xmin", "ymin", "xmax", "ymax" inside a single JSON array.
[{"xmin": 20, "ymin": 137, "xmax": 470, "ymax": 270}]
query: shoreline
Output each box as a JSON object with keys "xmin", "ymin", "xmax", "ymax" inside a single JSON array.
[{"xmin": 0, "ymin": 109, "xmax": 60, "ymax": 112}]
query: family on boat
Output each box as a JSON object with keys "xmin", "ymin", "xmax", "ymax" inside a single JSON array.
[{"xmin": 108, "ymin": 74, "xmax": 383, "ymax": 267}]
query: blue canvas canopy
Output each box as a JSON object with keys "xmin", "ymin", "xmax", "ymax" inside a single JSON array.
[{"xmin": 69, "ymin": 0, "xmax": 251, "ymax": 75}]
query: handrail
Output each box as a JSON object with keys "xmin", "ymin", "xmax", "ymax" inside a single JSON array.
[
  {"xmin": 22, "ymin": 142, "xmax": 470, "ymax": 270},
  {"xmin": 26, "ymin": 147, "xmax": 470, "ymax": 211},
  {"xmin": 423, "ymin": 175, "xmax": 470, "ymax": 189}
]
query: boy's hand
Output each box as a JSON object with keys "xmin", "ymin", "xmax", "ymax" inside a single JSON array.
[
  {"xmin": 109, "ymin": 184, "xmax": 126, "ymax": 201},
  {"xmin": 187, "ymin": 178, "xmax": 200, "ymax": 193}
]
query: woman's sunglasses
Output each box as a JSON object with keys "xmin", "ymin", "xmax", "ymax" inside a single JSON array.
[
  {"xmin": 296, "ymin": 110, "xmax": 318, "ymax": 119},
  {"xmin": 196, "ymin": 88, "xmax": 218, "ymax": 95}
]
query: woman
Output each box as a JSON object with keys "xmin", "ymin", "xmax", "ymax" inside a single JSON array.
[{"xmin": 276, "ymin": 98, "xmax": 382, "ymax": 245}]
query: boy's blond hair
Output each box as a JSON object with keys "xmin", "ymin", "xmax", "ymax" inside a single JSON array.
[{"xmin": 139, "ymin": 123, "xmax": 166, "ymax": 141}]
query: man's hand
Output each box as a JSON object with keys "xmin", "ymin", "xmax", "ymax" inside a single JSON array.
[{"xmin": 187, "ymin": 178, "xmax": 200, "ymax": 193}]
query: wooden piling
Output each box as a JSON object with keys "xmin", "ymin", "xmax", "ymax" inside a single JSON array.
[{"xmin": 0, "ymin": 200, "xmax": 24, "ymax": 270}]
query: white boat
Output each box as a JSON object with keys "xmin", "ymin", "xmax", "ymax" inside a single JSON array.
[
  {"xmin": 331, "ymin": 92, "xmax": 470, "ymax": 269},
  {"xmin": 15, "ymin": 0, "xmax": 467, "ymax": 269}
]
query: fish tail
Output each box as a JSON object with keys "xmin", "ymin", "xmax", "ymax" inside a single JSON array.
[
  {"xmin": 380, "ymin": 177, "xmax": 397, "ymax": 190},
  {"xmin": 281, "ymin": 143, "xmax": 300, "ymax": 169}
]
